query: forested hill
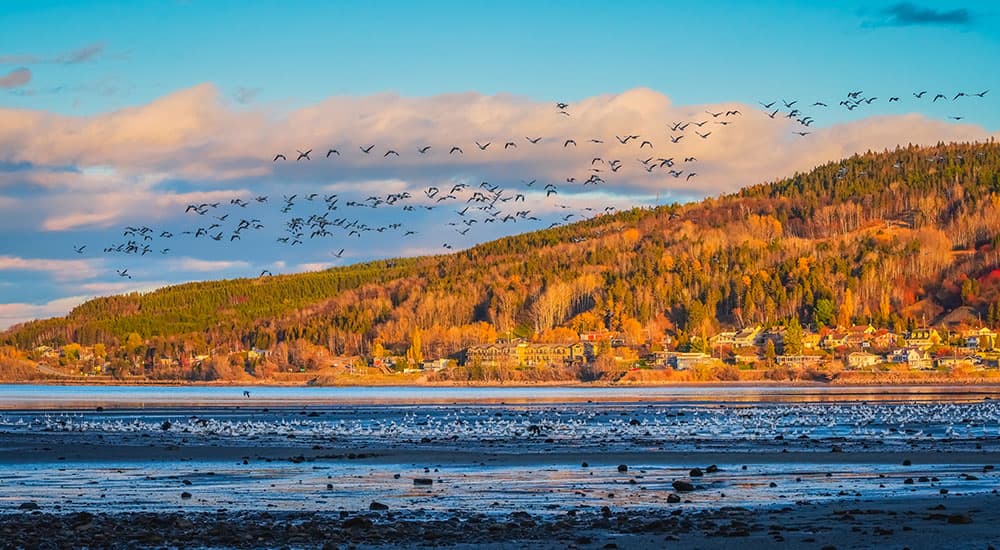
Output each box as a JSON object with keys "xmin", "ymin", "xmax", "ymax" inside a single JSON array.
[{"xmin": 5, "ymin": 141, "xmax": 1000, "ymax": 361}]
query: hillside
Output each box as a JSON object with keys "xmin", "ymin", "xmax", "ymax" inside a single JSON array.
[{"xmin": 3, "ymin": 141, "xmax": 1000, "ymax": 376}]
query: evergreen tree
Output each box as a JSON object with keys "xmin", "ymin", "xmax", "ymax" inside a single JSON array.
[{"xmin": 784, "ymin": 317, "xmax": 804, "ymax": 355}]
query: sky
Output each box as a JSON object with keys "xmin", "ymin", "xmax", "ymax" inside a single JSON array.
[{"xmin": 0, "ymin": 0, "xmax": 999, "ymax": 329}]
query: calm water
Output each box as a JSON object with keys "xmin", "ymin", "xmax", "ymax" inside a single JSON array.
[{"xmin": 1, "ymin": 383, "xmax": 999, "ymax": 409}]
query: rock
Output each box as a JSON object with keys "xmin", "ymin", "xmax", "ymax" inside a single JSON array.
[
  {"xmin": 180, "ymin": 492, "xmax": 192, "ymax": 499},
  {"xmin": 182, "ymin": 479, "xmax": 192, "ymax": 485},
  {"xmin": 601, "ymin": 506, "xmax": 612, "ymax": 518},
  {"xmin": 343, "ymin": 516, "xmax": 373, "ymax": 529},
  {"xmin": 413, "ymin": 478, "xmax": 433, "ymax": 486},
  {"xmin": 947, "ymin": 514, "xmax": 972, "ymax": 524},
  {"xmin": 904, "ymin": 478, "xmax": 914, "ymax": 484},
  {"xmin": 617, "ymin": 464, "xmax": 628, "ymax": 473},
  {"xmin": 18, "ymin": 502, "xmax": 39, "ymax": 511},
  {"xmin": 902, "ymin": 459, "xmax": 912, "ymax": 466},
  {"xmin": 393, "ymin": 473, "xmax": 401, "ymax": 479},
  {"xmin": 769, "ymin": 482, "xmax": 778, "ymax": 488},
  {"xmin": 161, "ymin": 420, "xmax": 172, "ymax": 431},
  {"xmin": 672, "ymin": 480, "xmax": 695, "ymax": 492},
  {"xmin": 582, "ymin": 462, "xmax": 589, "ymax": 468},
  {"xmin": 831, "ymin": 445, "xmax": 843, "ymax": 453},
  {"xmin": 689, "ymin": 468, "xmax": 704, "ymax": 477},
  {"xmin": 369, "ymin": 501, "xmax": 389, "ymax": 511},
  {"xmin": 667, "ymin": 493, "xmax": 681, "ymax": 503},
  {"xmin": 705, "ymin": 464, "xmax": 719, "ymax": 474},
  {"xmin": 918, "ymin": 477, "xmax": 930, "ymax": 483},
  {"xmin": 939, "ymin": 489, "xmax": 949, "ymax": 494},
  {"xmin": 326, "ymin": 484, "xmax": 333, "ymax": 489}
]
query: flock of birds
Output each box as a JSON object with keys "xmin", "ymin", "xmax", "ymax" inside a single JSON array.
[
  {"xmin": 7, "ymin": 401, "xmax": 998, "ymax": 450},
  {"xmin": 70, "ymin": 88, "xmax": 989, "ymax": 281}
]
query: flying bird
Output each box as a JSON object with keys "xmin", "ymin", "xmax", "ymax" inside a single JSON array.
[
  {"xmin": 450, "ymin": 146, "xmax": 463, "ymax": 154},
  {"xmin": 360, "ymin": 144, "xmax": 376, "ymax": 154},
  {"xmin": 564, "ymin": 139, "xmax": 576, "ymax": 147},
  {"xmin": 384, "ymin": 150, "xmax": 399, "ymax": 157},
  {"xmin": 73, "ymin": 245, "xmax": 86, "ymax": 254},
  {"xmin": 475, "ymin": 141, "xmax": 491, "ymax": 151},
  {"xmin": 326, "ymin": 149, "xmax": 340, "ymax": 157},
  {"xmin": 418, "ymin": 146, "xmax": 432, "ymax": 153},
  {"xmin": 296, "ymin": 149, "xmax": 311, "ymax": 161},
  {"xmin": 273, "ymin": 154, "xmax": 286, "ymax": 162},
  {"xmin": 525, "ymin": 136, "xmax": 542, "ymax": 144}
]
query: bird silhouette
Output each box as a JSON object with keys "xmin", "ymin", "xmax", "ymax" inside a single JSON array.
[
  {"xmin": 564, "ymin": 139, "xmax": 576, "ymax": 147},
  {"xmin": 450, "ymin": 146, "xmax": 463, "ymax": 154},
  {"xmin": 296, "ymin": 149, "xmax": 311, "ymax": 161},
  {"xmin": 913, "ymin": 91, "xmax": 927, "ymax": 98},
  {"xmin": 525, "ymin": 136, "xmax": 542, "ymax": 144},
  {"xmin": 273, "ymin": 154, "xmax": 286, "ymax": 162},
  {"xmin": 73, "ymin": 245, "xmax": 86, "ymax": 254},
  {"xmin": 360, "ymin": 144, "xmax": 376, "ymax": 154},
  {"xmin": 418, "ymin": 146, "xmax": 431, "ymax": 154},
  {"xmin": 116, "ymin": 269, "xmax": 131, "ymax": 279},
  {"xmin": 475, "ymin": 141, "xmax": 491, "ymax": 151},
  {"xmin": 384, "ymin": 150, "xmax": 399, "ymax": 157},
  {"xmin": 326, "ymin": 149, "xmax": 340, "ymax": 157}
]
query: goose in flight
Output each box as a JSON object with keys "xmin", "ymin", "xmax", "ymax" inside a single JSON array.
[
  {"xmin": 913, "ymin": 91, "xmax": 927, "ymax": 98},
  {"xmin": 556, "ymin": 102, "xmax": 569, "ymax": 109},
  {"xmin": 525, "ymin": 136, "xmax": 542, "ymax": 144},
  {"xmin": 272, "ymin": 154, "xmax": 286, "ymax": 162},
  {"xmin": 73, "ymin": 245, "xmax": 86, "ymax": 254},
  {"xmin": 975, "ymin": 90, "xmax": 989, "ymax": 97},
  {"xmin": 640, "ymin": 140, "xmax": 653, "ymax": 149},
  {"xmin": 450, "ymin": 146, "xmax": 463, "ymax": 154},
  {"xmin": 564, "ymin": 139, "xmax": 576, "ymax": 147},
  {"xmin": 333, "ymin": 248, "xmax": 345, "ymax": 258},
  {"xmin": 296, "ymin": 149, "xmax": 311, "ymax": 161},
  {"xmin": 116, "ymin": 269, "xmax": 131, "ymax": 279},
  {"xmin": 475, "ymin": 141, "xmax": 491, "ymax": 151},
  {"xmin": 695, "ymin": 131, "xmax": 711, "ymax": 139},
  {"xmin": 793, "ymin": 131, "xmax": 811, "ymax": 136},
  {"xmin": 360, "ymin": 144, "xmax": 376, "ymax": 154},
  {"xmin": 326, "ymin": 149, "xmax": 340, "ymax": 157},
  {"xmin": 384, "ymin": 150, "xmax": 399, "ymax": 157},
  {"xmin": 418, "ymin": 145, "xmax": 432, "ymax": 153},
  {"xmin": 670, "ymin": 135, "xmax": 684, "ymax": 143},
  {"xmin": 504, "ymin": 141, "xmax": 517, "ymax": 149},
  {"xmin": 759, "ymin": 101, "xmax": 776, "ymax": 109},
  {"xmin": 932, "ymin": 94, "xmax": 947, "ymax": 102}
]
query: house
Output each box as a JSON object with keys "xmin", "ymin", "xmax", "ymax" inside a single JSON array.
[
  {"xmin": 889, "ymin": 347, "xmax": 933, "ymax": 369},
  {"xmin": 820, "ymin": 331, "xmax": 849, "ymax": 350},
  {"xmin": 962, "ymin": 327, "xmax": 997, "ymax": 350},
  {"xmin": 905, "ymin": 328, "xmax": 941, "ymax": 349},
  {"xmin": 710, "ymin": 326, "xmax": 762, "ymax": 348},
  {"xmin": 464, "ymin": 341, "xmax": 586, "ymax": 368},
  {"xmin": 870, "ymin": 329, "xmax": 900, "ymax": 350},
  {"xmin": 775, "ymin": 354, "xmax": 822, "ymax": 366},
  {"xmin": 664, "ymin": 351, "xmax": 713, "ymax": 370},
  {"xmin": 421, "ymin": 358, "xmax": 451, "ymax": 371},
  {"xmin": 847, "ymin": 351, "xmax": 882, "ymax": 369}
]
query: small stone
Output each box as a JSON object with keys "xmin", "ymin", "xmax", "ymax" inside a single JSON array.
[
  {"xmin": 581, "ymin": 462, "xmax": 589, "ymax": 468},
  {"xmin": 369, "ymin": 501, "xmax": 389, "ymax": 511},
  {"xmin": 161, "ymin": 420, "xmax": 172, "ymax": 431},
  {"xmin": 705, "ymin": 464, "xmax": 719, "ymax": 474},
  {"xmin": 902, "ymin": 459, "xmax": 912, "ymax": 466},
  {"xmin": 413, "ymin": 478, "xmax": 433, "ymax": 486},
  {"xmin": 617, "ymin": 464, "xmax": 628, "ymax": 473},
  {"xmin": 667, "ymin": 493, "xmax": 681, "ymax": 503},
  {"xmin": 18, "ymin": 502, "xmax": 39, "ymax": 510},
  {"xmin": 689, "ymin": 468, "xmax": 704, "ymax": 477},
  {"xmin": 180, "ymin": 492, "xmax": 192, "ymax": 499}
]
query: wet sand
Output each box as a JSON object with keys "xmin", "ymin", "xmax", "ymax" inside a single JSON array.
[{"xmin": 3, "ymin": 396, "xmax": 1000, "ymax": 548}]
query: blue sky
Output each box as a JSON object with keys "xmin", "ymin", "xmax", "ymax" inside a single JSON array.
[{"xmin": 0, "ymin": 0, "xmax": 998, "ymax": 328}]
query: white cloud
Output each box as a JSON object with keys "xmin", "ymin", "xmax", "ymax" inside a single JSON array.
[
  {"xmin": 0, "ymin": 255, "xmax": 101, "ymax": 281},
  {"xmin": 0, "ymin": 295, "xmax": 90, "ymax": 330}
]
